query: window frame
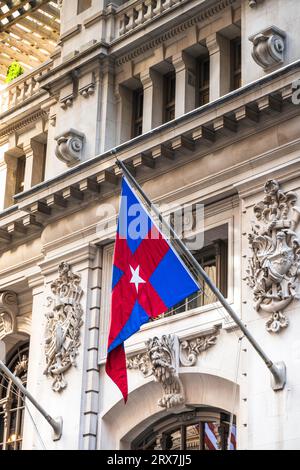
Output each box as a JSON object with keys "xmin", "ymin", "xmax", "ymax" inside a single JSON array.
[
  {"xmin": 0, "ymin": 342, "xmax": 29, "ymax": 451},
  {"xmin": 131, "ymin": 409, "xmax": 236, "ymax": 450},
  {"xmin": 230, "ymin": 36, "xmax": 241, "ymax": 91},
  {"xmin": 15, "ymin": 155, "xmax": 26, "ymax": 195},
  {"xmin": 132, "ymin": 88, "xmax": 144, "ymax": 138},
  {"xmin": 197, "ymin": 55, "xmax": 210, "ymax": 107},
  {"xmin": 163, "ymin": 71, "xmax": 176, "ymax": 123}
]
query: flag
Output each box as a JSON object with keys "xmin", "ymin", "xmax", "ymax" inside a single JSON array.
[{"xmin": 105, "ymin": 177, "xmax": 199, "ymax": 402}]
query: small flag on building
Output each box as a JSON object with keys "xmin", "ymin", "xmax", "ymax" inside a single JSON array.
[{"xmin": 105, "ymin": 177, "xmax": 199, "ymax": 402}]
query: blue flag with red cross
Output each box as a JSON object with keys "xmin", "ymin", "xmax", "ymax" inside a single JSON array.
[{"xmin": 105, "ymin": 177, "xmax": 199, "ymax": 402}]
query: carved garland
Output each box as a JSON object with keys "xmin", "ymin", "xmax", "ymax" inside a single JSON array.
[
  {"xmin": 44, "ymin": 262, "xmax": 84, "ymax": 392},
  {"xmin": 127, "ymin": 331, "xmax": 218, "ymax": 409},
  {"xmin": 246, "ymin": 180, "xmax": 300, "ymax": 333}
]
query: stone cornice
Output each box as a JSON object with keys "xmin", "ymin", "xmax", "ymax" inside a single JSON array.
[
  {"xmin": 0, "ymin": 60, "xmax": 300, "ymax": 252},
  {"xmin": 0, "ymin": 109, "xmax": 48, "ymax": 139},
  {"xmin": 113, "ymin": 0, "xmax": 237, "ymax": 66}
]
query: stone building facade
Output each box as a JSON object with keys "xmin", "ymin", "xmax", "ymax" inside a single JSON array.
[{"xmin": 0, "ymin": 0, "xmax": 300, "ymax": 450}]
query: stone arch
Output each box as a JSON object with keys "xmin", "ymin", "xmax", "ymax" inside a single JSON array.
[
  {"xmin": 0, "ymin": 290, "xmax": 31, "ymax": 358},
  {"xmin": 100, "ymin": 371, "xmax": 239, "ymax": 449}
]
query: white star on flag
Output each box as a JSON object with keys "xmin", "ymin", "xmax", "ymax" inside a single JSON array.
[{"xmin": 129, "ymin": 265, "xmax": 146, "ymax": 292}]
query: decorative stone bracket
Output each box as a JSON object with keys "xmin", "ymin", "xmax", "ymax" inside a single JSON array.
[
  {"xmin": 44, "ymin": 262, "xmax": 84, "ymax": 392},
  {"xmin": 127, "ymin": 331, "xmax": 218, "ymax": 409},
  {"xmin": 0, "ymin": 291, "xmax": 18, "ymax": 340},
  {"xmin": 246, "ymin": 180, "xmax": 300, "ymax": 333},
  {"xmin": 55, "ymin": 128, "xmax": 85, "ymax": 166},
  {"xmin": 249, "ymin": 26, "xmax": 286, "ymax": 71}
]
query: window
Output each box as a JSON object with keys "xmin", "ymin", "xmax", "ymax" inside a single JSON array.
[
  {"xmin": 197, "ymin": 56, "xmax": 210, "ymax": 106},
  {"xmin": 156, "ymin": 237, "xmax": 228, "ymax": 320},
  {"xmin": 0, "ymin": 343, "xmax": 29, "ymax": 450},
  {"xmin": 231, "ymin": 37, "xmax": 241, "ymax": 91},
  {"xmin": 15, "ymin": 155, "xmax": 25, "ymax": 195},
  {"xmin": 163, "ymin": 72, "xmax": 176, "ymax": 123},
  {"xmin": 77, "ymin": 0, "xmax": 92, "ymax": 14},
  {"xmin": 132, "ymin": 88, "xmax": 144, "ymax": 138},
  {"xmin": 132, "ymin": 409, "xmax": 236, "ymax": 450}
]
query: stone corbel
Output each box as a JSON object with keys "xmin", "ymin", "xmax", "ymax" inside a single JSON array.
[
  {"xmin": 79, "ymin": 71, "xmax": 96, "ymax": 98},
  {"xmin": 249, "ymin": 26, "xmax": 286, "ymax": 71},
  {"xmin": 59, "ymin": 79, "xmax": 77, "ymax": 110},
  {"xmin": 127, "ymin": 331, "xmax": 218, "ymax": 409},
  {"xmin": 0, "ymin": 291, "xmax": 18, "ymax": 340},
  {"xmin": 55, "ymin": 128, "xmax": 85, "ymax": 166}
]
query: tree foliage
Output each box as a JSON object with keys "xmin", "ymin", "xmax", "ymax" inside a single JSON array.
[{"xmin": 5, "ymin": 61, "xmax": 24, "ymax": 84}]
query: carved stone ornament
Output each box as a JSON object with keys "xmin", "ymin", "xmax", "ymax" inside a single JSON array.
[
  {"xmin": 127, "ymin": 332, "xmax": 218, "ymax": 409},
  {"xmin": 0, "ymin": 291, "xmax": 18, "ymax": 340},
  {"xmin": 248, "ymin": 0, "xmax": 264, "ymax": 7},
  {"xmin": 249, "ymin": 26, "xmax": 286, "ymax": 71},
  {"xmin": 44, "ymin": 262, "xmax": 83, "ymax": 392},
  {"xmin": 55, "ymin": 128, "xmax": 85, "ymax": 166},
  {"xmin": 246, "ymin": 180, "xmax": 300, "ymax": 333}
]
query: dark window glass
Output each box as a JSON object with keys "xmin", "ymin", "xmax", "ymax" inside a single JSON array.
[
  {"xmin": 132, "ymin": 88, "xmax": 144, "ymax": 138},
  {"xmin": 164, "ymin": 72, "xmax": 176, "ymax": 123},
  {"xmin": 197, "ymin": 56, "xmax": 210, "ymax": 106},
  {"xmin": 231, "ymin": 37, "xmax": 241, "ymax": 91},
  {"xmin": 15, "ymin": 155, "xmax": 25, "ymax": 195}
]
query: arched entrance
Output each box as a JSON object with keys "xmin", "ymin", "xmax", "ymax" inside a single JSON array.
[{"xmin": 100, "ymin": 372, "xmax": 239, "ymax": 449}]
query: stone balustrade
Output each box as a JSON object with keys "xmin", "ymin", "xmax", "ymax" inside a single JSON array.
[
  {"xmin": 0, "ymin": 62, "xmax": 52, "ymax": 115},
  {"xmin": 117, "ymin": 0, "xmax": 183, "ymax": 37}
]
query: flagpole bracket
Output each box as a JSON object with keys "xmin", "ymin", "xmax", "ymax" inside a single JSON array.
[
  {"xmin": 51, "ymin": 416, "xmax": 63, "ymax": 441},
  {"xmin": 270, "ymin": 361, "xmax": 286, "ymax": 391}
]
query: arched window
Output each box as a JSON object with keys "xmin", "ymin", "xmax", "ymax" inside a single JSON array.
[
  {"xmin": 132, "ymin": 408, "xmax": 236, "ymax": 450},
  {"xmin": 0, "ymin": 342, "xmax": 29, "ymax": 450}
]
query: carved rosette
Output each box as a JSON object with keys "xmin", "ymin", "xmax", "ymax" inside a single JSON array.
[
  {"xmin": 127, "ymin": 331, "xmax": 218, "ymax": 409},
  {"xmin": 55, "ymin": 128, "xmax": 85, "ymax": 166},
  {"xmin": 249, "ymin": 26, "xmax": 286, "ymax": 71},
  {"xmin": 0, "ymin": 291, "xmax": 18, "ymax": 340},
  {"xmin": 44, "ymin": 262, "xmax": 84, "ymax": 392},
  {"xmin": 246, "ymin": 180, "xmax": 300, "ymax": 333}
]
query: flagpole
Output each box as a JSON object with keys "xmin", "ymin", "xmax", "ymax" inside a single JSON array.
[
  {"xmin": 115, "ymin": 159, "xmax": 286, "ymax": 391},
  {"xmin": 0, "ymin": 360, "xmax": 63, "ymax": 441}
]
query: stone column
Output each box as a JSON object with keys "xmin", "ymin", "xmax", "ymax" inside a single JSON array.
[
  {"xmin": 116, "ymin": 85, "xmax": 133, "ymax": 144},
  {"xmin": 173, "ymin": 51, "xmax": 197, "ymax": 118},
  {"xmin": 99, "ymin": 60, "xmax": 118, "ymax": 153},
  {"xmin": 140, "ymin": 68, "xmax": 164, "ymax": 132},
  {"xmin": 206, "ymin": 33, "xmax": 231, "ymax": 101},
  {"xmin": 22, "ymin": 140, "xmax": 45, "ymax": 190},
  {"xmin": 22, "ymin": 279, "xmax": 46, "ymax": 450}
]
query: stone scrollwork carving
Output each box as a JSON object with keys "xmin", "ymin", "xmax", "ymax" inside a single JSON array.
[
  {"xmin": 179, "ymin": 334, "xmax": 218, "ymax": 366},
  {"xmin": 246, "ymin": 180, "xmax": 300, "ymax": 333},
  {"xmin": 55, "ymin": 128, "xmax": 85, "ymax": 166},
  {"xmin": 249, "ymin": 26, "xmax": 286, "ymax": 71},
  {"xmin": 0, "ymin": 291, "xmax": 18, "ymax": 339},
  {"xmin": 44, "ymin": 262, "xmax": 84, "ymax": 392},
  {"xmin": 127, "ymin": 331, "xmax": 218, "ymax": 409}
]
